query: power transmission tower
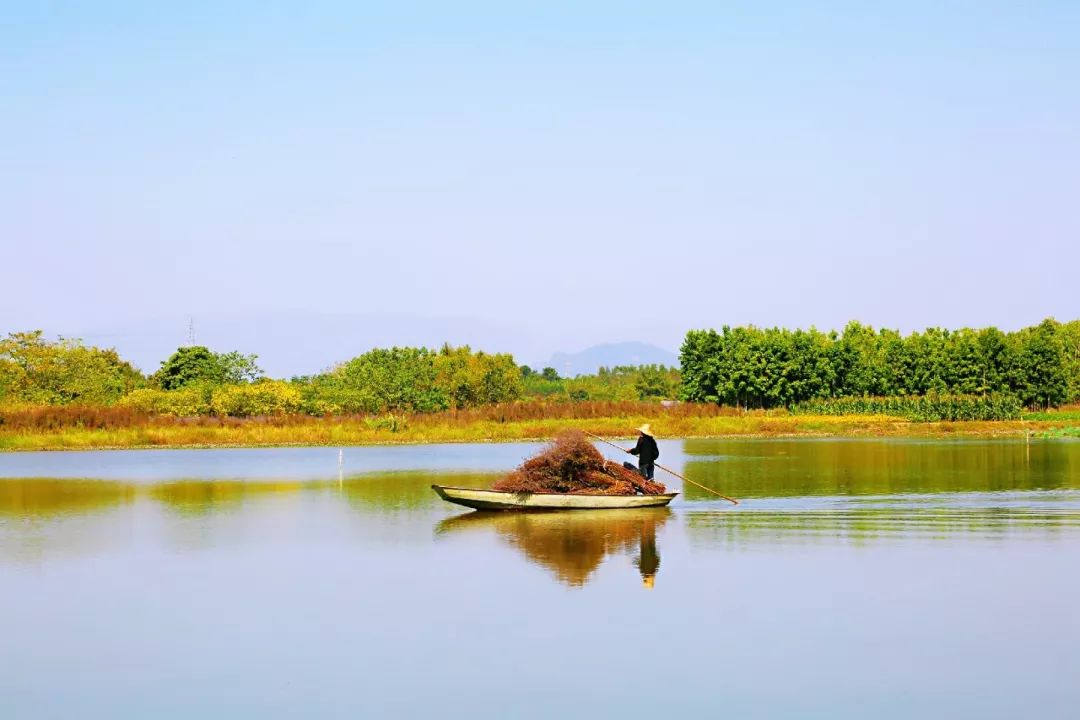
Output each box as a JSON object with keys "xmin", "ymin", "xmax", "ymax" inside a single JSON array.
[{"xmin": 186, "ymin": 317, "xmax": 195, "ymax": 347}]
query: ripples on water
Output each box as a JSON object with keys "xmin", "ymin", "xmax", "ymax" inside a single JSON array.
[{"xmin": 687, "ymin": 493, "xmax": 1080, "ymax": 545}]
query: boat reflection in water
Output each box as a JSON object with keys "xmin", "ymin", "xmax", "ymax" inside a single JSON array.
[{"xmin": 436, "ymin": 508, "xmax": 670, "ymax": 588}]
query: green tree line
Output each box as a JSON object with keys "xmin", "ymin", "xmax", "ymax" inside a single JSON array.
[
  {"xmin": 680, "ymin": 318, "xmax": 1080, "ymax": 410},
  {"xmin": 7, "ymin": 319, "xmax": 1075, "ymax": 418},
  {"xmin": 0, "ymin": 331, "xmax": 680, "ymax": 417},
  {"xmin": 521, "ymin": 364, "xmax": 680, "ymax": 402},
  {"xmin": 0, "ymin": 334, "xmax": 530, "ymax": 416}
]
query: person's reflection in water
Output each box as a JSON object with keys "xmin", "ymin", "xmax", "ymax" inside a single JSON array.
[
  {"xmin": 634, "ymin": 521, "xmax": 660, "ymax": 589},
  {"xmin": 436, "ymin": 509, "xmax": 670, "ymax": 588}
]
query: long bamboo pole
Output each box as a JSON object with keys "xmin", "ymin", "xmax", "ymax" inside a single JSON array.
[{"xmin": 583, "ymin": 431, "xmax": 739, "ymax": 505}]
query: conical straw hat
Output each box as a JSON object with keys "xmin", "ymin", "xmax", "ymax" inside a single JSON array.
[{"xmin": 637, "ymin": 424, "xmax": 653, "ymax": 436}]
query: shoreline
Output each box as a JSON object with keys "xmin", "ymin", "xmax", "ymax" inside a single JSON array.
[{"xmin": 1, "ymin": 415, "xmax": 1076, "ymax": 452}]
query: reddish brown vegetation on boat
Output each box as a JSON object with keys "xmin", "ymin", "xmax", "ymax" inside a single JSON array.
[{"xmin": 493, "ymin": 430, "xmax": 667, "ymax": 496}]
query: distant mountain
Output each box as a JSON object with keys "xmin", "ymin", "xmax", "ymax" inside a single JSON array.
[
  {"xmin": 546, "ymin": 342, "xmax": 679, "ymax": 377},
  {"xmin": 31, "ymin": 314, "xmax": 678, "ymax": 379}
]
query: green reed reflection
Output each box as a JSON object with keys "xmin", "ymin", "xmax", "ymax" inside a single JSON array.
[
  {"xmin": 341, "ymin": 471, "xmax": 496, "ymax": 512},
  {"xmin": 152, "ymin": 471, "xmax": 498, "ymax": 515},
  {"xmin": 681, "ymin": 438, "xmax": 1080, "ymax": 500},
  {"xmin": 0, "ymin": 471, "xmax": 501, "ymax": 521}
]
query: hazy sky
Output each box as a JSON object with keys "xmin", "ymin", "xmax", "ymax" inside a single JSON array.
[{"xmin": 3, "ymin": 1, "xmax": 1078, "ymax": 372}]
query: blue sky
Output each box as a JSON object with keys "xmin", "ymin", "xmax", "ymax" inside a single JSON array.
[{"xmin": 2, "ymin": 1, "xmax": 1077, "ymax": 373}]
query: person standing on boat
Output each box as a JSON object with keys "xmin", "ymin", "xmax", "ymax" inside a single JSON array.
[{"xmin": 625, "ymin": 424, "xmax": 659, "ymax": 480}]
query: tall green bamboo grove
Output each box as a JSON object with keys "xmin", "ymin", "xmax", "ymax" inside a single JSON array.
[{"xmin": 680, "ymin": 319, "xmax": 1080, "ymax": 410}]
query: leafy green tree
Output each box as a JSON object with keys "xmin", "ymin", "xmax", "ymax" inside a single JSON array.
[
  {"xmin": 568, "ymin": 387, "xmax": 591, "ymax": 401},
  {"xmin": 1014, "ymin": 319, "xmax": 1069, "ymax": 408},
  {"xmin": 522, "ymin": 371, "xmax": 568, "ymax": 398},
  {"xmin": 155, "ymin": 346, "xmax": 222, "ymax": 390},
  {"xmin": 902, "ymin": 327, "xmax": 952, "ymax": 394},
  {"xmin": 217, "ymin": 351, "xmax": 263, "ymax": 384},
  {"xmin": 291, "ymin": 372, "xmax": 369, "ymax": 415},
  {"xmin": 1061, "ymin": 320, "xmax": 1080, "ymax": 403},
  {"xmin": 565, "ymin": 369, "xmax": 631, "ymax": 402},
  {"xmin": 834, "ymin": 322, "xmax": 892, "ymax": 396},
  {"xmin": 973, "ymin": 327, "xmax": 1011, "ymax": 395},
  {"xmin": 337, "ymin": 347, "xmax": 448, "ymax": 413},
  {"xmin": 154, "ymin": 346, "xmax": 262, "ymax": 390},
  {"xmin": 679, "ymin": 329, "xmax": 722, "ymax": 404},
  {"xmin": 634, "ymin": 364, "xmax": 677, "ymax": 400}
]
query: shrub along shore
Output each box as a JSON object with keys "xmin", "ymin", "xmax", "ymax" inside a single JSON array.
[{"xmin": 0, "ymin": 401, "xmax": 1076, "ymax": 452}]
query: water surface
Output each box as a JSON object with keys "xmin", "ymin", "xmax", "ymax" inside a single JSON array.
[{"xmin": 2, "ymin": 438, "xmax": 1078, "ymax": 718}]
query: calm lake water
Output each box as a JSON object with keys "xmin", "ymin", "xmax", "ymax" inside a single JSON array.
[{"xmin": 2, "ymin": 438, "xmax": 1079, "ymax": 719}]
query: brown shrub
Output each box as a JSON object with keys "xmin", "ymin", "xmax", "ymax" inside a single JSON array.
[
  {"xmin": 417, "ymin": 399, "xmax": 733, "ymax": 426},
  {"xmin": 0, "ymin": 398, "xmax": 730, "ymax": 431},
  {"xmin": 0, "ymin": 405, "xmax": 151, "ymax": 431}
]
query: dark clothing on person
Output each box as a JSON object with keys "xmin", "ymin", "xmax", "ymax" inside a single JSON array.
[
  {"xmin": 628, "ymin": 433, "xmax": 659, "ymax": 480},
  {"xmin": 623, "ymin": 460, "xmax": 655, "ymax": 480},
  {"xmin": 629, "ymin": 434, "xmax": 659, "ymax": 463}
]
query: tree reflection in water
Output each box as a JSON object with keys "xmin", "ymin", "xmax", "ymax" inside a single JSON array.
[
  {"xmin": 436, "ymin": 509, "xmax": 670, "ymax": 587},
  {"xmin": 0, "ymin": 478, "xmax": 134, "ymax": 518}
]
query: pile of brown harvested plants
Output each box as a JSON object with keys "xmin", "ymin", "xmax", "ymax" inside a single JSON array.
[{"xmin": 493, "ymin": 430, "xmax": 667, "ymax": 496}]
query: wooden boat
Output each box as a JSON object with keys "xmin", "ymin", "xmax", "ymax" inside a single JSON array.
[{"xmin": 431, "ymin": 484, "xmax": 678, "ymax": 511}]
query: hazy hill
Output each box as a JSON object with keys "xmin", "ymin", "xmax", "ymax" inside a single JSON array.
[
  {"xmin": 546, "ymin": 342, "xmax": 679, "ymax": 377},
  {"xmin": 32, "ymin": 314, "xmax": 678, "ymax": 379}
]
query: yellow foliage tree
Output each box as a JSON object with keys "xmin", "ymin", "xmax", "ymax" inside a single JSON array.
[
  {"xmin": 0, "ymin": 331, "xmax": 143, "ymax": 406},
  {"xmin": 210, "ymin": 381, "xmax": 303, "ymax": 417},
  {"xmin": 119, "ymin": 387, "xmax": 212, "ymax": 416},
  {"xmin": 434, "ymin": 345, "xmax": 523, "ymax": 409}
]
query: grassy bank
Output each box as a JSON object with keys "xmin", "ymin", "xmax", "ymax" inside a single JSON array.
[{"xmin": 1, "ymin": 401, "xmax": 1076, "ymax": 451}]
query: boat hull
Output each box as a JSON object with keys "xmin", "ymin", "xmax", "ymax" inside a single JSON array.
[{"xmin": 432, "ymin": 485, "xmax": 678, "ymax": 511}]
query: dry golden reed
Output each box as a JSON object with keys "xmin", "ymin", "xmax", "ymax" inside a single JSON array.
[{"xmin": 493, "ymin": 430, "xmax": 667, "ymax": 496}]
